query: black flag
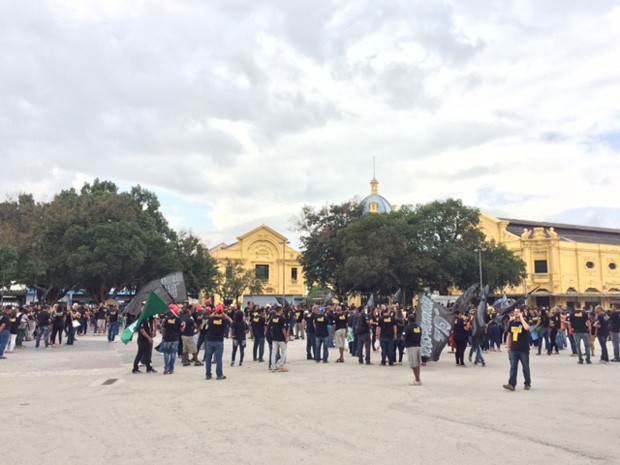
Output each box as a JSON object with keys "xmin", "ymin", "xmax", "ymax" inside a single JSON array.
[
  {"xmin": 416, "ymin": 295, "xmax": 454, "ymax": 362},
  {"xmin": 125, "ymin": 272, "xmax": 187, "ymax": 316}
]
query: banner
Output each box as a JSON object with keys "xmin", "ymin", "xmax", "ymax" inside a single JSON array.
[
  {"xmin": 121, "ymin": 291, "xmax": 170, "ymax": 344},
  {"xmin": 125, "ymin": 272, "xmax": 187, "ymax": 316},
  {"xmin": 472, "ymin": 285, "xmax": 489, "ymax": 337},
  {"xmin": 416, "ymin": 295, "xmax": 455, "ymax": 362}
]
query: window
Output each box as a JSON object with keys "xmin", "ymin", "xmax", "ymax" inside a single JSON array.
[
  {"xmin": 586, "ymin": 261, "xmax": 594, "ymax": 269},
  {"xmin": 534, "ymin": 260, "xmax": 548, "ymax": 273},
  {"xmin": 609, "ymin": 263, "xmax": 617, "ymax": 270},
  {"xmin": 291, "ymin": 267, "xmax": 298, "ymax": 282},
  {"xmin": 255, "ymin": 265, "xmax": 269, "ymax": 281}
]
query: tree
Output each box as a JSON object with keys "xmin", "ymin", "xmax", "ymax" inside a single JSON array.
[
  {"xmin": 296, "ymin": 200, "xmax": 365, "ymax": 296},
  {"xmin": 338, "ymin": 212, "xmax": 423, "ymax": 301},
  {"xmin": 470, "ymin": 240, "xmax": 527, "ymax": 293},
  {"xmin": 215, "ymin": 259, "xmax": 264, "ymax": 307},
  {"xmin": 176, "ymin": 231, "xmax": 218, "ymax": 298}
]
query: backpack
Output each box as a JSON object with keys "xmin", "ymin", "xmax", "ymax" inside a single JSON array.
[{"xmin": 354, "ymin": 313, "xmax": 368, "ymax": 335}]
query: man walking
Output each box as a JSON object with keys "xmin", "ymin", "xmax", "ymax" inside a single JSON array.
[
  {"xmin": 355, "ymin": 307, "xmax": 372, "ymax": 365},
  {"xmin": 268, "ymin": 306, "xmax": 289, "ymax": 372},
  {"xmin": 205, "ymin": 304, "xmax": 232, "ymax": 380},
  {"xmin": 304, "ymin": 305, "xmax": 317, "ymax": 360},
  {"xmin": 503, "ymin": 307, "xmax": 532, "ymax": 391},
  {"xmin": 567, "ymin": 302, "xmax": 591, "ymax": 365},
  {"xmin": 402, "ymin": 313, "xmax": 422, "ymax": 385},
  {"xmin": 333, "ymin": 306, "xmax": 348, "ymax": 363},
  {"xmin": 133, "ymin": 316, "xmax": 156, "ymax": 373}
]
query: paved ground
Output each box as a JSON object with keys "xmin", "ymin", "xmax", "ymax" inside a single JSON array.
[{"xmin": 2, "ymin": 334, "xmax": 618, "ymax": 465}]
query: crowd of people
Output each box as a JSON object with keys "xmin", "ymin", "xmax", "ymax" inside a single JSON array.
[{"xmin": 1, "ymin": 299, "xmax": 619, "ymax": 389}]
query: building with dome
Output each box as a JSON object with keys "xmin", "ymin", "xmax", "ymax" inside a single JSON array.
[{"xmin": 362, "ymin": 177, "xmax": 394, "ymax": 214}]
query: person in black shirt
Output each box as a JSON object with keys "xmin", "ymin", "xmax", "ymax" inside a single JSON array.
[
  {"xmin": 205, "ymin": 304, "xmax": 232, "ymax": 380},
  {"xmin": 303, "ymin": 306, "xmax": 317, "ymax": 360},
  {"xmin": 230, "ymin": 310, "xmax": 248, "ymax": 367},
  {"xmin": 50, "ymin": 304, "xmax": 65, "ymax": 346},
  {"xmin": 0, "ymin": 306, "xmax": 11, "ymax": 358},
  {"xmin": 107, "ymin": 305, "xmax": 120, "ymax": 342},
  {"xmin": 180, "ymin": 309, "xmax": 201, "ymax": 367},
  {"xmin": 133, "ymin": 317, "xmax": 156, "ymax": 373},
  {"xmin": 503, "ymin": 307, "xmax": 532, "ymax": 391},
  {"xmin": 610, "ymin": 303, "xmax": 620, "ymax": 362},
  {"xmin": 376, "ymin": 307, "xmax": 397, "ymax": 366},
  {"xmin": 313, "ymin": 308, "xmax": 330, "ymax": 363},
  {"xmin": 268, "ymin": 307, "xmax": 289, "ymax": 372},
  {"xmin": 354, "ymin": 307, "xmax": 372, "ymax": 365},
  {"xmin": 536, "ymin": 308, "xmax": 551, "ymax": 355},
  {"xmin": 35, "ymin": 306, "xmax": 52, "ymax": 348},
  {"xmin": 567, "ymin": 302, "xmax": 591, "ymax": 364},
  {"xmin": 452, "ymin": 311, "xmax": 470, "ymax": 367},
  {"xmin": 333, "ymin": 306, "xmax": 348, "ymax": 363},
  {"xmin": 251, "ymin": 308, "xmax": 266, "ymax": 362},
  {"xmin": 593, "ymin": 305, "xmax": 610, "ymax": 363},
  {"xmin": 402, "ymin": 314, "xmax": 422, "ymax": 385},
  {"xmin": 161, "ymin": 305, "xmax": 182, "ymax": 374}
]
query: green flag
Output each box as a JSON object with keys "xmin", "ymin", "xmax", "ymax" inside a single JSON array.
[{"xmin": 121, "ymin": 291, "xmax": 169, "ymax": 344}]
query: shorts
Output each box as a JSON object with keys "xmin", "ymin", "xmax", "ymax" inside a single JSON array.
[
  {"xmin": 406, "ymin": 346, "xmax": 422, "ymax": 369},
  {"xmin": 182, "ymin": 335, "xmax": 197, "ymax": 354},
  {"xmin": 334, "ymin": 328, "xmax": 347, "ymax": 348}
]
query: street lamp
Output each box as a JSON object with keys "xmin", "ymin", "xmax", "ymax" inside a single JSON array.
[
  {"xmin": 474, "ymin": 248, "xmax": 483, "ymax": 289},
  {"xmin": 280, "ymin": 241, "xmax": 290, "ymax": 306}
]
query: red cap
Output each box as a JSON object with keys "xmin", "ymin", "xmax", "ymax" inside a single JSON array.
[
  {"xmin": 169, "ymin": 304, "xmax": 180, "ymax": 317},
  {"xmin": 216, "ymin": 303, "xmax": 224, "ymax": 313}
]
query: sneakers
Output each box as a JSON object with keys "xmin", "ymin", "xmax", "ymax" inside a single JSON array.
[
  {"xmin": 524, "ymin": 384, "xmax": 531, "ymax": 390},
  {"xmin": 206, "ymin": 375, "xmax": 212, "ymax": 380},
  {"xmin": 216, "ymin": 376, "xmax": 227, "ymax": 380},
  {"xmin": 132, "ymin": 368, "xmax": 142, "ymax": 374},
  {"xmin": 410, "ymin": 380, "xmax": 421, "ymax": 386},
  {"xmin": 193, "ymin": 361, "xmax": 203, "ymax": 367},
  {"xmin": 146, "ymin": 368, "xmax": 157, "ymax": 373},
  {"xmin": 503, "ymin": 384, "xmax": 515, "ymax": 391}
]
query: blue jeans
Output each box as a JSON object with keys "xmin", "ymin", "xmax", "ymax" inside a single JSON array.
[
  {"xmin": 160, "ymin": 341, "xmax": 179, "ymax": 373},
  {"xmin": 107, "ymin": 322, "xmax": 119, "ymax": 342},
  {"xmin": 380, "ymin": 338, "xmax": 395, "ymax": 364},
  {"xmin": 573, "ymin": 332, "xmax": 591, "ymax": 362},
  {"xmin": 508, "ymin": 350, "xmax": 531, "ymax": 387},
  {"xmin": 611, "ymin": 332, "xmax": 619, "ymax": 361},
  {"xmin": 315, "ymin": 336, "xmax": 329, "ymax": 362},
  {"xmin": 253, "ymin": 337, "xmax": 265, "ymax": 361},
  {"xmin": 327, "ymin": 325, "xmax": 335, "ymax": 348},
  {"xmin": 36, "ymin": 326, "xmax": 50, "ymax": 348},
  {"xmin": 537, "ymin": 327, "xmax": 550, "ymax": 354},
  {"xmin": 205, "ymin": 340, "xmax": 224, "ymax": 378},
  {"xmin": 0, "ymin": 329, "xmax": 10, "ymax": 356},
  {"xmin": 474, "ymin": 345, "xmax": 485, "ymax": 364},
  {"xmin": 306, "ymin": 332, "xmax": 316, "ymax": 358},
  {"xmin": 598, "ymin": 335, "xmax": 609, "ymax": 362}
]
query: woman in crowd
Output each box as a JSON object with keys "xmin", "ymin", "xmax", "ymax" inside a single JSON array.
[
  {"xmin": 230, "ymin": 310, "xmax": 248, "ymax": 366},
  {"xmin": 453, "ymin": 310, "xmax": 470, "ymax": 366}
]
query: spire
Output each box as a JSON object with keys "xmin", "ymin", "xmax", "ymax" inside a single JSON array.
[{"xmin": 370, "ymin": 156, "xmax": 378, "ymax": 195}]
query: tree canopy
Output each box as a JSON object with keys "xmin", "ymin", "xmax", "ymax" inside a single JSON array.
[
  {"xmin": 0, "ymin": 179, "xmax": 218, "ymax": 302},
  {"xmin": 296, "ymin": 198, "xmax": 526, "ymax": 301}
]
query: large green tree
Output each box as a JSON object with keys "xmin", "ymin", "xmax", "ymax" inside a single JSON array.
[
  {"xmin": 176, "ymin": 231, "xmax": 218, "ymax": 298},
  {"xmin": 295, "ymin": 200, "xmax": 365, "ymax": 296},
  {"xmin": 297, "ymin": 198, "xmax": 526, "ymax": 299},
  {"xmin": 0, "ymin": 179, "xmax": 220, "ymax": 303}
]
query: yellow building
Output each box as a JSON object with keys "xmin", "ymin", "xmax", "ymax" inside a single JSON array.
[
  {"xmin": 209, "ymin": 225, "xmax": 306, "ymax": 307},
  {"xmin": 480, "ymin": 212, "xmax": 620, "ymax": 309}
]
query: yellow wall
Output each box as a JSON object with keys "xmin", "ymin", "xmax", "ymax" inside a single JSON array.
[
  {"xmin": 480, "ymin": 212, "xmax": 620, "ymax": 307},
  {"xmin": 209, "ymin": 225, "xmax": 306, "ymax": 304}
]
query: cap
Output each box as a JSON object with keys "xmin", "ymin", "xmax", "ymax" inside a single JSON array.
[
  {"xmin": 169, "ymin": 304, "xmax": 180, "ymax": 317},
  {"xmin": 216, "ymin": 303, "xmax": 225, "ymax": 313}
]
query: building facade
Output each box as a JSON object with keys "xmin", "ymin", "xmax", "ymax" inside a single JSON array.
[
  {"xmin": 209, "ymin": 225, "xmax": 306, "ymax": 307},
  {"xmin": 480, "ymin": 212, "xmax": 620, "ymax": 309}
]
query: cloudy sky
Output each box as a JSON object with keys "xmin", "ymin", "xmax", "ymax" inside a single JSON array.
[{"xmin": 2, "ymin": 0, "xmax": 619, "ymax": 249}]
